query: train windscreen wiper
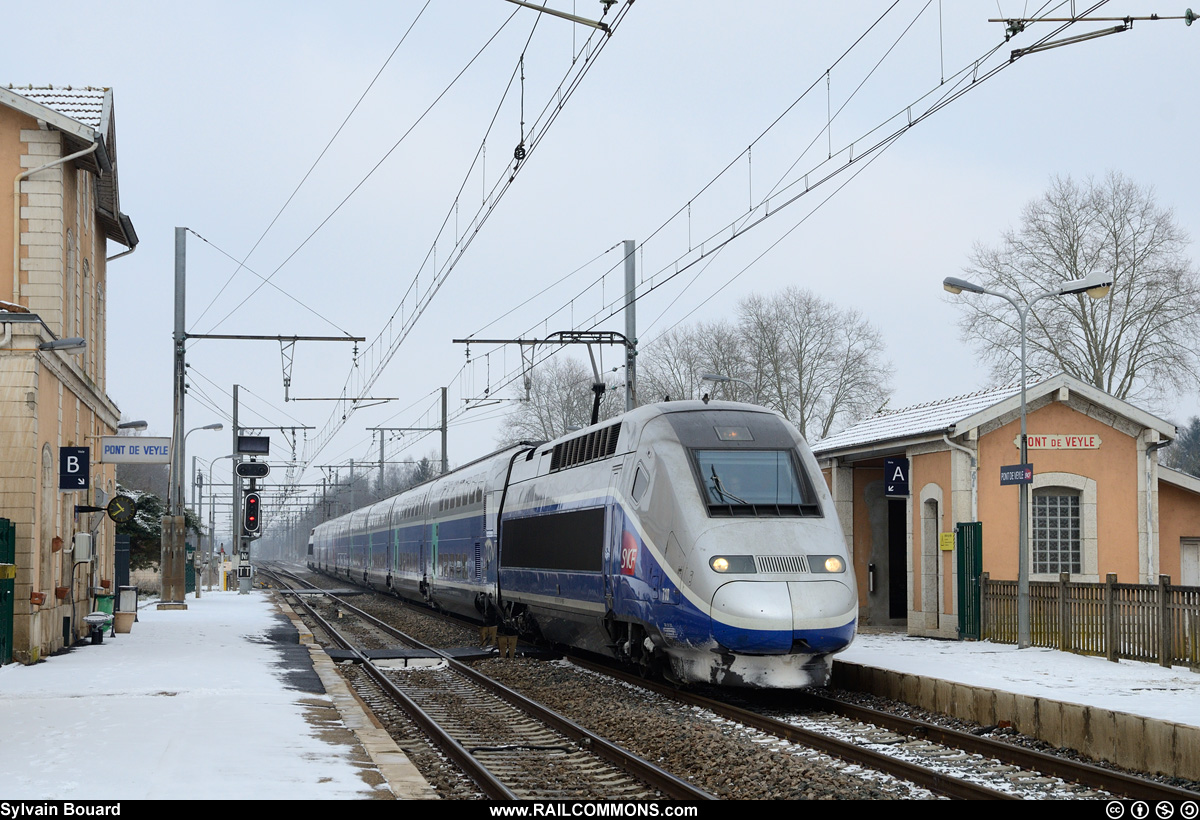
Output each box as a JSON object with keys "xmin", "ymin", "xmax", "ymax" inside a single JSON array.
[{"xmin": 709, "ymin": 465, "xmax": 748, "ymax": 505}]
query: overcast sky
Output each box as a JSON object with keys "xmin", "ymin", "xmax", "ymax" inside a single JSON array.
[{"xmin": 10, "ymin": 1, "xmax": 1200, "ymax": 540}]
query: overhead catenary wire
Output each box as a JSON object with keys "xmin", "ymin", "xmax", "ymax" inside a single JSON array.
[
  {"xmin": 417, "ymin": 0, "xmax": 1101, "ymax": 427},
  {"xmin": 291, "ymin": 1, "xmax": 635, "ymax": 475},
  {"xmin": 201, "ymin": 4, "xmax": 524, "ymax": 336},
  {"xmin": 276, "ymin": 0, "xmax": 1102, "ymax": 510},
  {"xmin": 558, "ymin": 0, "xmax": 1086, "ymax": 340}
]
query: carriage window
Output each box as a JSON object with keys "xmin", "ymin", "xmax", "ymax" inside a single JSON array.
[
  {"xmin": 631, "ymin": 465, "xmax": 649, "ymax": 504},
  {"xmin": 691, "ymin": 449, "xmax": 819, "ymax": 517}
]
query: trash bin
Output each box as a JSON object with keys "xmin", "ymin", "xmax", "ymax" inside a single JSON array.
[
  {"xmin": 95, "ymin": 594, "xmax": 115, "ymax": 636},
  {"xmin": 117, "ymin": 585, "xmax": 138, "ymax": 614}
]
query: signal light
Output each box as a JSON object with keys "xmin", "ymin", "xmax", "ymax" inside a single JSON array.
[{"xmin": 243, "ymin": 492, "xmax": 261, "ymax": 535}]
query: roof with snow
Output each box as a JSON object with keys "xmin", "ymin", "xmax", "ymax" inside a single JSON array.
[
  {"xmin": 812, "ymin": 373, "xmax": 1175, "ymax": 456},
  {"xmin": 10, "ymin": 85, "xmax": 107, "ymax": 128},
  {"xmin": 1, "ymin": 84, "xmax": 136, "ymax": 249}
]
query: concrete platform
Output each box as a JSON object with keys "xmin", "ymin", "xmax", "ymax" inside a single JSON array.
[{"xmin": 832, "ymin": 658, "xmax": 1200, "ymax": 781}]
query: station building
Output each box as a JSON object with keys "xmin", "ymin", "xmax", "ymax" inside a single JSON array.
[
  {"xmin": 813, "ymin": 374, "xmax": 1200, "ymax": 637},
  {"xmin": 0, "ymin": 85, "xmax": 137, "ymax": 664}
]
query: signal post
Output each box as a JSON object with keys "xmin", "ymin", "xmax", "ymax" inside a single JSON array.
[{"xmin": 235, "ymin": 446, "xmax": 268, "ymax": 594}]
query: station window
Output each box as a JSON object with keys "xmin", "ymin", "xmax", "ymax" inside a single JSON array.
[{"xmin": 1032, "ymin": 488, "xmax": 1081, "ymax": 574}]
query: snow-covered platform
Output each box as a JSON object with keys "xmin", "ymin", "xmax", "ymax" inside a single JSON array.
[
  {"xmin": 0, "ymin": 588, "xmax": 434, "ymax": 800},
  {"xmin": 836, "ymin": 631, "xmax": 1200, "ymax": 780}
]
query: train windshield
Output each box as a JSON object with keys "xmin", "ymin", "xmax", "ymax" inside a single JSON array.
[{"xmin": 692, "ymin": 450, "xmax": 819, "ymax": 516}]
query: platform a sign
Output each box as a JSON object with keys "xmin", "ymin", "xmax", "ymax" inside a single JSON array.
[{"xmin": 884, "ymin": 457, "xmax": 910, "ymax": 497}]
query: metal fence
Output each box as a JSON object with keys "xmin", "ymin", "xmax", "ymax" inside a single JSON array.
[{"xmin": 981, "ymin": 572, "xmax": 1200, "ymax": 668}]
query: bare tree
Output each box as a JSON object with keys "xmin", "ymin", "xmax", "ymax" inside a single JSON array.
[
  {"xmin": 954, "ymin": 172, "xmax": 1200, "ymax": 404},
  {"xmin": 637, "ymin": 320, "xmax": 751, "ymax": 403},
  {"xmin": 498, "ymin": 355, "xmax": 623, "ymax": 444},
  {"xmin": 637, "ymin": 287, "xmax": 892, "ymax": 441},
  {"xmin": 738, "ymin": 287, "xmax": 892, "ymax": 440}
]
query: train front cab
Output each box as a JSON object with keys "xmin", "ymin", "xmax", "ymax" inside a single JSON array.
[{"xmin": 610, "ymin": 404, "xmax": 857, "ymax": 686}]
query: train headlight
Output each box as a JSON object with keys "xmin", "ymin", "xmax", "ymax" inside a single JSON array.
[
  {"xmin": 810, "ymin": 555, "xmax": 846, "ymax": 573},
  {"xmin": 709, "ymin": 555, "xmax": 755, "ymax": 573}
]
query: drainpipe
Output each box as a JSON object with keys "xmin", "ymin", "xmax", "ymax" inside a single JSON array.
[
  {"xmin": 943, "ymin": 433, "xmax": 978, "ymax": 522},
  {"xmin": 1146, "ymin": 438, "xmax": 1171, "ymax": 581},
  {"xmin": 106, "ymin": 214, "xmax": 138, "ymax": 262},
  {"xmin": 0, "ymin": 322, "xmax": 10, "ymax": 349},
  {"xmin": 105, "ymin": 245, "xmax": 135, "ymax": 263},
  {"xmin": 13, "ymin": 140, "xmax": 99, "ymax": 304}
]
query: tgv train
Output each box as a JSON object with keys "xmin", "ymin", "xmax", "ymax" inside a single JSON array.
[{"xmin": 309, "ymin": 401, "xmax": 857, "ymax": 688}]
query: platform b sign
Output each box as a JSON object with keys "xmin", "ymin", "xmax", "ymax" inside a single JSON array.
[{"xmin": 59, "ymin": 446, "xmax": 89, "ymax": 491}]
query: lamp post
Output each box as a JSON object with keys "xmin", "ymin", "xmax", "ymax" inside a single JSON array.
[
  {"xmin": 176, "ymin": 423, "xmax": 223, "ymax": 515},
  {"xmin": 943, "ymin": 270, "xmax": 1112, "ymax": 648},
  {"xmin": 206, "ymin": 454, "xmax": 236, "ymax": 592},
  {"xmin": 699, "ymin": 372, "xmax": 759, "ymax": 403},
  {"xmin": 161, "ymin": 422, "xmax": 223, "ymax": 608}
]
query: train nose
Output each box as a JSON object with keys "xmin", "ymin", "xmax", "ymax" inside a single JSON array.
[{"xmin": 710, "ymin": 579, "xmax": 856, "ymax": 654}]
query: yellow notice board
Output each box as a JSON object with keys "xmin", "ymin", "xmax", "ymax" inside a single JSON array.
[{"xmin": 939, "ymin": 532, "xmax": 955, "ymax": 551}]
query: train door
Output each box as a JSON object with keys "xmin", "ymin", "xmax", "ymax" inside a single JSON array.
[{"xmin": 604, "ymin": 464, "xmax": 623, "ymax": 610}]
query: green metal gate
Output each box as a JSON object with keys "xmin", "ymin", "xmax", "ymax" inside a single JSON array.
[
  {"xmin": 0, "ymin": 518, "xmax": 15, "ymax": 665},
  {"xmin": 956, "ymin": 521, "xmax": 983, "ymax": 640}
]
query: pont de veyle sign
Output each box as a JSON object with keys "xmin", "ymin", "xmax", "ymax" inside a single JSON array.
[
  {"xmin": 1013, "ymin": 434, "xmax": 1101, "ymax": 450},
  {"xmin": 99, "ymin": 436, "xmax": 171, "ymax": 464}
]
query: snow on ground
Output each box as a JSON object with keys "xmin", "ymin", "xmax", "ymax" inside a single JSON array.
[
  {"xmin": 839, "ymin": 633, "xmax": 1200, "ymax": 728},
  {"xmin": 1, "ymin": 587, "xmax": 1197, "ymax": 800},
  {"xmin": 0, "ymin": 590, "xmax": 388, "ymax": 800}
]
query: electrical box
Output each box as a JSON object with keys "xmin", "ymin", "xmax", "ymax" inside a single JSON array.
[{"xmin": 73, "ymin": 532, "xmax": 92, "ymax": 563}]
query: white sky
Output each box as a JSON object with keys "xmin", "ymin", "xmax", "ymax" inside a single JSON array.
[
  {"xmin": 9, "ymin": 1, "xmax": 1200, "ymax": 540},
  {"xmin": 0, "ymin": 590, "xmax": 1195, "ymax": 799}
]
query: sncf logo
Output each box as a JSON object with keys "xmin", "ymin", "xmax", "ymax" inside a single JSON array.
[{"xmin": 620, "ymin": 530, "xmax": 638, "ymax": 576}]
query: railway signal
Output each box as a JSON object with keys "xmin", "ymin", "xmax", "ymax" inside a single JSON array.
[{"xmin": 243, "ymin": 491, "xmax": 261, "ymax": 536}]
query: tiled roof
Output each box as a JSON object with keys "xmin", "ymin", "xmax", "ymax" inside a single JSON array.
[
  {"xmin": 6, "ymin": 84, "xmax": 107, "ymax": 129},
  {"xmin": 812, "ymin": 380, "xmax": 1042, "ymax": 454}
]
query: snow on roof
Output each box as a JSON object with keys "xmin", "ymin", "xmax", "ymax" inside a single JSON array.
[
  {"xmin": 813, "ymin": 380, "xmax": 1034, "ymax": 454},
  {"xmin": 7, "ymin": 84, "xmax": 107, "ymax": 128}
]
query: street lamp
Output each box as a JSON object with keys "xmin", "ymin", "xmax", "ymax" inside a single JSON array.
[
  {"xmin": 162, "ymin": 422, "xmax": 223, "ymax": 607},
  {"xmin": 174, "ymin": 423, "xmax": 223, "ymax": 516},
  {"xmin": 38, "ymin": 337, "xmax": 86, "ymax": 353},
  {"xmin": 700, "ymin": 372, "xmax": 759, "ymax": 403},
  {"xmin": 943, "ymin": 270, "xmax": 1112, "ymax": 648}
]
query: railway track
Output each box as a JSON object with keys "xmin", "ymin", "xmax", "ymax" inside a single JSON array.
[
  {"xmin": 261, "ymin": 567, "xmax": 714, "ymax": 800},
  {"xmin": 565, "ymin": 655, "xmax": 1200, "ymax": 801},
  {"xmin": 268, "ymin": 564, "xmax": 1200, "ymax": 800}
]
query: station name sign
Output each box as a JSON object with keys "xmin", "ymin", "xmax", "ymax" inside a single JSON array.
[
  {"xmin": 1013, "ymin": 434, "xmax": 1101, "ymax": 450},
  {"xmin": 100, "ymin": 436, "xmax": 171, "ymax": 464},
  {"xmin": 1000, "ymin": 463, "xmax": 1033, "ymax": 486}
]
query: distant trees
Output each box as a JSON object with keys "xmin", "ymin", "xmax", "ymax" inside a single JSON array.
[
  {"xmin": 498, "ymin": 356, "xmax": 623, "ymax": 443},
  {"xmin": 374, "ymin": 452, "xmax": 442, "ymax": 500},
  {"xmin": 638, "ymin": 286, "xmax": 893, "ymax": 441},
  {"xmin": 1162, "ymin": 417, "xmax": 1200, "ymax": 478},
  {"xmin": 952, "ymin": 172, "xmax": 1200, "ymax": 404}
]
